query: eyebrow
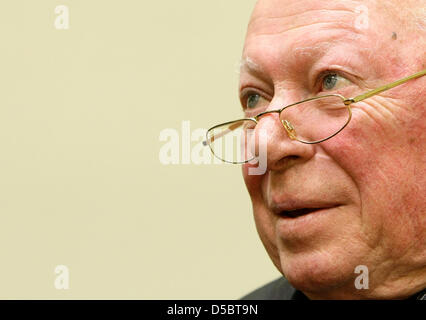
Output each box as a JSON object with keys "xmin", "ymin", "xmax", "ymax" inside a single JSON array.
[
  {"xmin": 240, "ymin": 44, "xmax": 329, "ymax": 76},
  {"xmin": 240, "ymin": 39, "xmax": 357, "ymax": 79},
  {"xmin": 239, "ymin": 57, "xmax": 264, "ymax": 75},
  {"xmin": 238, "ymin": 56, "xmax": 275, "ymax": 85}
]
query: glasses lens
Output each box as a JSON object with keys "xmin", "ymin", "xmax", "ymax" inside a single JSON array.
[
  {"xmin": 206, "ymin": 119, "xmax": 257, "ymax": 163},
  {"xmin": 279, "ymin": 95, "xmax": 350, "ymax": 143}
]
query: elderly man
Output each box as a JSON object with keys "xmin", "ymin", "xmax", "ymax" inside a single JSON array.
[{"xmin": 205, "ymin": 0, "xmax": 425, "ymax": 299}]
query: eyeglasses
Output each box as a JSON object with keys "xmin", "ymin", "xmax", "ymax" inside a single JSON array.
[{"xmin": 203, "ymin": 69, "xmax": 426, "ymax": 164}]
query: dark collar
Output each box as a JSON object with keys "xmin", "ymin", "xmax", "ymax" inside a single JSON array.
[
  {"xmin": 412, "ymin": 288, "xmax": 426, "ymax": 300},
  {"xmin": 291, "ymin": 288, "xmax": 426, "ymax": 300}
]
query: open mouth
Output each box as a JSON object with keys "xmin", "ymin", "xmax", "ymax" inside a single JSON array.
[{"xmin": 280, "ymin": 207, "xmax": 333, "ymax": 218}]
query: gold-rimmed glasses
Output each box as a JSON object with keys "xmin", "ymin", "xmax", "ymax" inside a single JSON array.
[{"xmin": 203, "ymin": 69, "xmax": 426, "ymax": 164}]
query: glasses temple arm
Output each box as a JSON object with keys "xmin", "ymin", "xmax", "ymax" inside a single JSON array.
[
  {"xmin": 202, "ymin": 121, "xmax": 244, "ymax": 146},
  {"xmin": 350, "ymin": 69, "xmax": 426, "ymax": 103}
]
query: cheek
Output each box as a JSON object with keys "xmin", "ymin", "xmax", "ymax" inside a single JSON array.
[
  {"xmin": 329, "ymin": 107, "xmax": 414, "ymax": 195},
  {"xmin": 242, "ymin": 164, "xmax": 283, "ymax": 270},
  {"xmin": 323, "ymin": 108, "xmax": 422, "ymax": 249},
  {"xmin": 242, "ymin": 163, "xmax": 263, "ymax": 197},
  {"xmin": 242, "ymin": 164, "xmax": 266, "ymax": 230}
]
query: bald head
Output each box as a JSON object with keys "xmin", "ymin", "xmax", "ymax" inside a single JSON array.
[
  {"xmin": 245, "ymin": 0, "xmax": 425, "ymax": 77},
  {"xmin": 378, "ymin": 0, "xmax": 425, "ymax": 33}
]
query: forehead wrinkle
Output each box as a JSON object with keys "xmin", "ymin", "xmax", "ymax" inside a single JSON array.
[
  {"xmin": 241, "ymin": 30, "xmax": 362, "ymax": 81},
  {"xmin": 249, "ymin": 0, "xmax": 365, "ymax": 25},
  {"xmin": 247, "ymin": 4, "xmax": 363, "ymax": 38},
  {"xmin": 242, "ymin": 4, "xmax": 367, "ymax": 79},
  {"xmin": 248, "ymin": 17, "xmax": 361, "ymax": 40}
]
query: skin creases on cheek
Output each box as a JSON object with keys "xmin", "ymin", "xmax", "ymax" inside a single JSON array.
[{"xmin": 321, "ymin": 114, "xmax": 421, "ymax": 256}]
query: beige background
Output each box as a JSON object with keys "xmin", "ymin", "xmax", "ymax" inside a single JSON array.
[{"xmin": 0, "ymin": 0, "xmax": 280, "ymax": 299}]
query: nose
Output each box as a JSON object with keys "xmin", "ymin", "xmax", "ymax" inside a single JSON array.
[{"xmin": 253, "ymin": 111, "xmax": 315, "ymax": 171}]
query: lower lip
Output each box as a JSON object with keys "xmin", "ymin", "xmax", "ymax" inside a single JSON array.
[{"xmin": 276, "ymin": 207, "xmax": 340, "ymax": 237}]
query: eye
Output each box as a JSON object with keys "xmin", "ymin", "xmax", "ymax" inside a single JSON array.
[
  {"xmin": 241, "ymin": 91, "xmax": 270, "ymax": 111},
  {"xmin": 247, "ymin": 94, "xmax": 261, "ymax": 109},
  {"xmin": 321, "ymin": 73, "xmax": 350, "ymax": 91}
]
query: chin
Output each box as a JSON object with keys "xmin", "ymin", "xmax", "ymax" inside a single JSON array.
[{"xmin": 278, "ymin": 245, "xmax": 363, "ymax": 298}]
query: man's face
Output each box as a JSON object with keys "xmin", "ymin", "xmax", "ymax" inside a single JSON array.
[{"xmin": 240, "ymin": 0, "xmax": 425, "ymax": 299}]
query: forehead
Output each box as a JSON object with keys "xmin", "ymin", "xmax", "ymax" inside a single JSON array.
[
  {"xmin": 242, "ymin": 0, "xmax": 374, "ymax": 75},
  {"xmin": 248, "ymin": 0, "xmax": 363, "ymax": 31}
]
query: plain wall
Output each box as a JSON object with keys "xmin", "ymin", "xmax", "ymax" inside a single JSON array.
[{"xmin": 0, "ymin": 0, "xmax": 281, "ymax": 299}]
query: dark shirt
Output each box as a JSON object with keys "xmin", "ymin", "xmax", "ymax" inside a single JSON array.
[
  {"xmin": 241, "ymin": 277, "xmax": 305, "ymax": 300},
  {"xmin": 241, "ymin": 277, "xmax": 426, "ymax": 300}
]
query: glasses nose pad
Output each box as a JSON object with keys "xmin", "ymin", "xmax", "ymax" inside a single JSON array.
[{"xmin": 281, "ymin": 119, "xmax": 297, "ymax": 140}]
